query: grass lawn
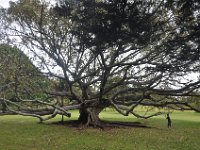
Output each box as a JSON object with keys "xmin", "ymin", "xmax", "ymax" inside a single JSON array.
[{"xmin": 0, "ymin": 110, "xmax": 199, "ymax": 150}]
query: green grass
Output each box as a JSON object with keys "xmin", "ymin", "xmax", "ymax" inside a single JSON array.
[{"xmin": 0, "ymin": 111, "xmax": 200, "ymax": 150}]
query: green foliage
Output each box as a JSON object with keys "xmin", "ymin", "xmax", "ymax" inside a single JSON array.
[
  {"xmin": 8, "ymin": 0, "xmax": 44, "ymax": 23},
  {"xmin": 0, "ymin": 44, "xmax": 51, "ymax": 100},
  {"xmin": 62, "ymin": 0, "xmax": 155, "ymax": 51},
  {"xmin": 1, "ymin": 0, "xmax": 200, "ymax": 122}
]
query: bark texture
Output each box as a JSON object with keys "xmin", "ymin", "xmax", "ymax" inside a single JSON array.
[{"xmin": 78, "ymin": 101, "xmax": 110, "ymax": 127}]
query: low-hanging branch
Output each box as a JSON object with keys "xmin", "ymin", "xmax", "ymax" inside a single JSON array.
[{"xmin": 0, "ymin": 0, "xmax": 200, "ymax": 127}]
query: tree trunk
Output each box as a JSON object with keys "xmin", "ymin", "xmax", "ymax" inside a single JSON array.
[
  {"xmin": 78, "ymin": 106, "xmax": 103, "ymax": 127},
  {"xmin": 78, "ymin": 100, "xmax": 110, "ymax": 127}
]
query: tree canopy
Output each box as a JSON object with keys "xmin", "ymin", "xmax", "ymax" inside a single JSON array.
[{"xmin": 0, "ymin": 0, "xmax": 200, "ymax": 127}]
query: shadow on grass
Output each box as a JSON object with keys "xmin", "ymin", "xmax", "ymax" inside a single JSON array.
[{"xmin": 49, "ymin": 120, "xmax": 151, "ymax": 130}]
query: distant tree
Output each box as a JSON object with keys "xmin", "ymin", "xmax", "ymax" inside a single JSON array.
[
  {"xmin": 0, "ymin": 44, "xmax": 41, "ymax": 98},
  {"xmin": 0, "ymin": 44, "xmax": 56, "ymax": 116},
  {"xmin": 1, "ymin": 0, "xmax": 200, "ymax": 127}
]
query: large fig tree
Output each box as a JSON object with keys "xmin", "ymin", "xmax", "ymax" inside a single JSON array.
[{"xmin": 1, "ymin": 0, "xmax": 200, "ymax": 127}]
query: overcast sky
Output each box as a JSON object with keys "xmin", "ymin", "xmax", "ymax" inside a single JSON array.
[
  {"xmin": 0, "ymin": 0, "xmax": 16, "ymax": 8},
  {"xmin": 0, "ymin": 0, "xmax": 56, "ymax": 8}
]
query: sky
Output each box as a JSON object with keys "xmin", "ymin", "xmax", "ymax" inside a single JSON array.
[
  {"xmin": 0, "ymin": 0, "xmax": 56, "ymax": 8},
  {"xmin": 0, "ymin": 0, "xmax": 15, "ymax": 8}
]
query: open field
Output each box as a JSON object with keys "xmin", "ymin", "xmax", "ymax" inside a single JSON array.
[{"xmin": 0, "ymin": 110, "xmax": 199, "ymax": 150}]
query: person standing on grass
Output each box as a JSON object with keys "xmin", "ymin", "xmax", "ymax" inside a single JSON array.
[{"xmin": 166, "ymin": 113, "xmax": 171, "ymax": 128}]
